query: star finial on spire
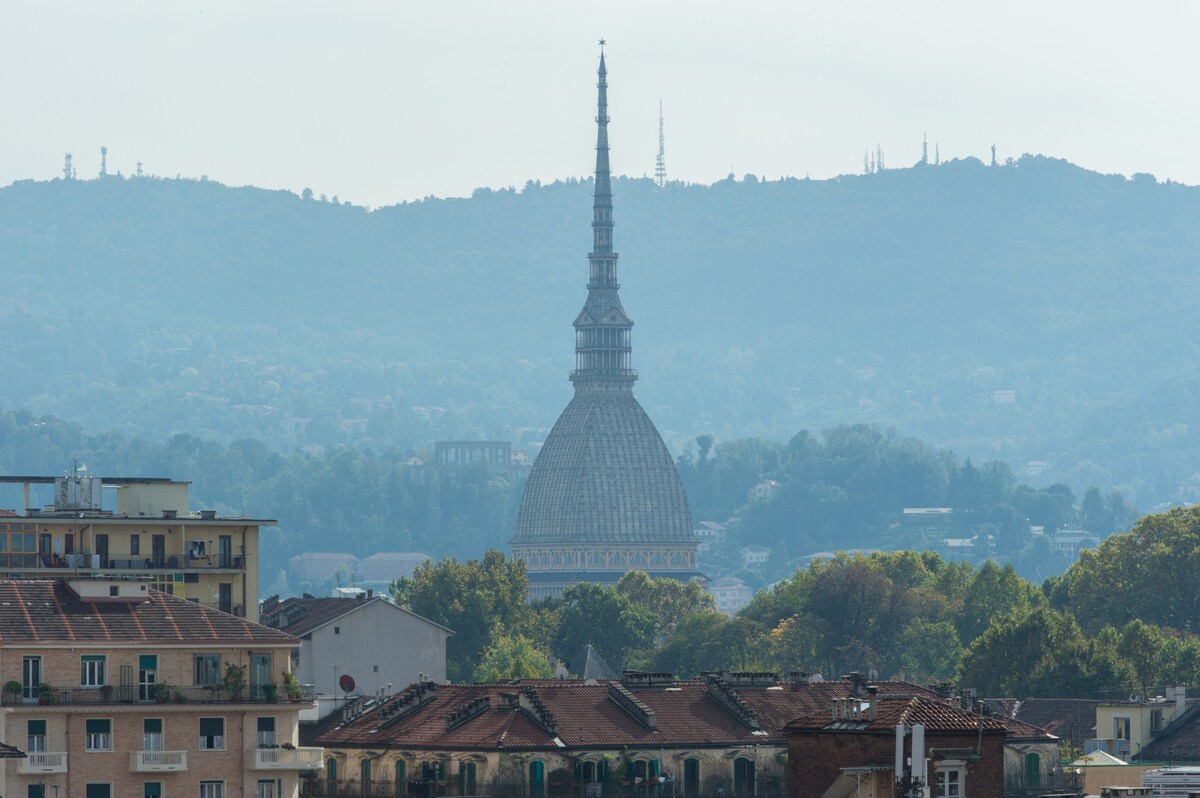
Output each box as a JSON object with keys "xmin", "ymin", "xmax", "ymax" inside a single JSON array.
[{"xmin": 599, "ymin": 38, "xmax": 606, "ymax": 53}]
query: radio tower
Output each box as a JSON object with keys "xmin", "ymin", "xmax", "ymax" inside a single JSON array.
[
  {"xmin": 100, "ymin": 146, "xmax": 108, "ymax": 177},
  {"xmin": 654, "ymin": 99, "xmax": 666, "ymax": 188}
]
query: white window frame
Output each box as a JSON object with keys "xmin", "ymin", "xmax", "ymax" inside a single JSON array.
[
  {"xmin": 143, "ymin": 717, "xmax": 164, "ymax": 752},
  {"xmin": 81, "ymin": 655, "xmax": 107, "ymax": 688},
  {"xmin": 194, "ymin": 655, "xmax": 222, "ymax": 687},
  {"xmin": 199, "ymin": 782, "xmax": 225, "ymax": 798},
  {"xmin": 935, "ymin": 763, "xmax": 964, "ymax": 798}
]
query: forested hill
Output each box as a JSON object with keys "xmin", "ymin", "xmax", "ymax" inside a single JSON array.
[{"xmin": 2, "ymin": 156, "xmax": 1199, "ymax": 507}]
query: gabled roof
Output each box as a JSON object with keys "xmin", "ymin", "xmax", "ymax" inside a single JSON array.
[
  {"xmin": 1135, "ymin": 701, "xmax": 1200, "ymax": 762},
  {"xmin": 316, "ymin": 678, "xmax": 946, "ymax": 752},
  {"xmin": 261, "ymin": 595, "xmax": 453, "ymax": 638},
  {"xmin": 0, "ymin": 741, "xmax": 25, "ymax": 758},
  {"xmin": 786, "ymin": 695, "xmax": 1010, "ymax": 735},
  {"xmin": 0, "ymin": 580, "xmax": 298, "ymax": 645},
  {"xmin": 983, "ymin": 698, "xmax": 1098, "ymax": 748}
]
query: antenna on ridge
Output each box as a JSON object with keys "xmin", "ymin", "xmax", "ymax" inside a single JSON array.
[
  {"xmin": 100, "ymin": 146, "xmax": 108, "ymax": 177},
  {"xmin": 922, "ymin": 132, "xmax": 928, "ymax": 165},
  {"xmin": 655, "ymin": 100, "xmax": 666, "ymax": 188},
  {"xmin": 63, "ymin": 153, "xmax": 73, "ymax": 181}
]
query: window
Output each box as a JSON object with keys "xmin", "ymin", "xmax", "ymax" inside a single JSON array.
[
  {"xmin": 256, "ymin": 782, "xmax": 278, "ymax": 798},
  {"xmin": 936, "ymin": 768, "xmax": 963, "ymax": 798},
  {"xmin": 144, "ymin": 783, "xmax": 163, "ymax": 798},
  {"xmin": 144, "ymin": 718, "xmax": 164, "ymax": 751},
  {"xmin": 529, "ymin": 761, "xmax": 544, "ymax": 798},
  {"xmin": 396, "ymin": 760, "xmax": 407, "ymax": 792},
  {"xmin": 85, "ymin": 718, "xmax": 112, "ymax": 752},
  {"xmin": 109, "ymin": 586, "xmax": 119, "ymax": 597},
  {"xmin": 85, "ymin": 786, "xmax": 111, "ymax": 798},
  {"xmin": 257, "ymin": 716, "xmax": 276, "ymax": 747},
  {"xmin": 194, "ymin": 655, "xmax": 222, "ymax": 686},
  {"xmin": 27, "ymin": 719, "xmax": 46, "ymax": 753},
  {"xmin": 131, "ymin": 534, "xmax": 141, "ymax": 555},
  {"xmin": 81, "ymin": 655, "xmax": 107, "ymax": 687},
  {"xmin": 199, "ymin": 782, "xmax": 224, "ymax": 798},
  {"xmin": 29, "ymin": 786, "xmax": 46, "ymax": 798},
  {"xmin": 199, "ymin": 717, "xmax": 225, "ymax": 750}
]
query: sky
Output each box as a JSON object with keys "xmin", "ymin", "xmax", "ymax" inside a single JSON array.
[{"xmin": 3, "ymin": 1, "xmax": 1198, "ymax": 207}]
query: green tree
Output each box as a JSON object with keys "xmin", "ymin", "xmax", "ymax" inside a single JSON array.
[
  {"xmin": 474, "ymin": 629, "xmax": 553, "ymax": 682},
  {"xmin": 897, "ymin": 619, "xmax": 962, "ymax": 682},
  {"xmin": 552, "ymin": 583, "xmax": 656, "ymax": 671},
  {"xmin": 392, "ymin": 550, "xmax": 531, "ymax": 682}
]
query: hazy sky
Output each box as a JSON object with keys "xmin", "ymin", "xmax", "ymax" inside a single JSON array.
[{"xmin": 4, "ymin": 1, "xmax": 1198, "ymax": 206}]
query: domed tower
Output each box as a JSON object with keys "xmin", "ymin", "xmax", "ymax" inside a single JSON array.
[{"xmin": 512, "ymin": 46, "xmax": 701, "ymax": 600}]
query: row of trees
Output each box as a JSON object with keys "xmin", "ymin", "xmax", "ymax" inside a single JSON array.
[{"xmin": 393, "ymin": 505, "xmax": 1200, "ymax": 698}]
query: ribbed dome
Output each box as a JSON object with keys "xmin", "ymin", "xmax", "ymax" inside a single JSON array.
[{"xmin": 513, "ymin": 387, "xmax": 695, "ymax": 546}]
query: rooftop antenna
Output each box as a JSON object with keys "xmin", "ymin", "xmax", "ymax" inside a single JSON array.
[
  {"xmin": 654, "ymin": 99, "xmax": 666, "ymax": 188},
  {"xmin": 63, "ymin": 153, "xmax": 73, "ymax": 181},
  {"xmin": 935, "ymin": 143, "xmax": 940, "ymax": 166},
  {"xmin": 922, "ymin": 133, "xmax": 928, "ymax": 165},
  {"xmin": 991, "ymin": 143, "xmax": 997, "ymax": 167},
  {"xmin": 136, "ymin": 161, "xmax": 143, "ymax": 177},
  {"xmin": 100, "ymin": 146, "xmax": 108, "ymax": 177}
]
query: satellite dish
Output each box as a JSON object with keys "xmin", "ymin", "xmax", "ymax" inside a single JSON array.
[{"xmin": 339, "ymin": 674, "xmax": 356, "ymax": 694}]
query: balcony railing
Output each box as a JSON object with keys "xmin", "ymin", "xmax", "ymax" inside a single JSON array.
[
  {"xmin": 254, "ymin": 746, "xmax": 325, "ymax": 770},
  {"xmin": 0, "ymin": 553, "xmax": 245, "ymax": 571},
  {"xmin": 131, "ymin": 750, "xmax": 188, "ymax": 772},
  {"xmin": 18, "ymin": 751, "xmax": 68, "ymax": 775},
  {"xmin": 4, "ymin": 683, "xmax": 316, "ymax": 707}
]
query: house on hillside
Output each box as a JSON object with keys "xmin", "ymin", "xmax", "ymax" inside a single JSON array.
[
  {"xmin": 261, "ymin": 592, "xmax": 452, "ymax": 719},
  {"xmin": 708, "ymin": 575, "xmax": 753, "ymax": 616}
]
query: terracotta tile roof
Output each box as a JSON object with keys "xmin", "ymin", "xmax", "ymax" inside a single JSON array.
[
  {"xmin": 0, "ymin": 510, "xmax": 19, "ymax": 518},
  {"xmin": 261, "ymin": 596, "xmax": 452, "ymax": 638},
  {"xmin": 0, "ymin": 580, "xmax": 298, "ymax": 645},
  {"xmin": 785, "ymin": 695, "xmax": 1010, "ymax": 735},
  {"xmin": 983, "ymin": 698, "xmax": 1098, "ymax": 749},
  {"xmin": 315, "ymin": 678, "xmax": 945, "ymax": 752},
  {"xmin": 0, "ymin": 741, "xmax": 25, "ymax": 758}
]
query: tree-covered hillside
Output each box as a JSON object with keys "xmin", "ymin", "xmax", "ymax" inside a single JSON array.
[{"xmin": 2, "ymin": 157, "xmax": 1198, "ymax": 506}]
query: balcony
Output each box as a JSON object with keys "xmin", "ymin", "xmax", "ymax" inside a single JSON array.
[
  {"xmin": 18, "ymin": 751, "xmax": 68, "ymax": 774},
  {"xmin": 131, "ymin": 750, "xmax": 188, "ymax": 772},
  {"xmin": 0, "ymin": 553, "xmax": 244, "ymax": 572},
  {"xmin": 254, "ymin": 746, "xmax": 325, "ymax": 770},
  {"xmin": 3, "ymin": 683, "xmax": 316, "ymax": 707}
]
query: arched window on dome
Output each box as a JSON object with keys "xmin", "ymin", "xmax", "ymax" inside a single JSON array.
[
  {"xmin": 671, "ymin": 553, "xmax": 687, "ymax": 567},
  {"xmin": 630, "ymin": 553, "xmax": 647, "ymax": 567},
  {"xmin": 650, "ymin": 553, "xmax": 667, "ymax": 567}
]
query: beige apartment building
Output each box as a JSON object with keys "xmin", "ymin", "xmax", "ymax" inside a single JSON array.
[
  {"xmin": 0, "ymin": 475, "xmax": 273, "ymax": 622},
  {"xmin": 0, "ymin": 578, "xmax": 322, "ymax": 798}
]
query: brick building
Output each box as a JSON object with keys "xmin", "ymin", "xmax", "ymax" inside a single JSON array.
[
  {"xmin": 785, "ymin": 695, "xmax": 1009, "ymax": 798},
  {"xmin": 0, "ymin": 578, "xmax": 321, "ymax": 798}
]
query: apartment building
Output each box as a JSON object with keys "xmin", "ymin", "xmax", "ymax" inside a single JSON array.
[
  {"xmin": 0, "ymin": 475, "xmax": 274, "ymax": 622},
  {"xmin": 0, "ymin": 578, "xmax": 322, "ymax": 798}
]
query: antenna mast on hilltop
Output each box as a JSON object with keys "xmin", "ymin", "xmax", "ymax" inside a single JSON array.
[
  {"xmin": 922, "ymin": 133, "xmax": 928, "ymax": 165},
  {"xmin": 654, "ymin": 100, "xmax": 667, "ymax": 188},
  {"xmin": 100, "ymin": 146, "xmax": 108, "ymax": 177},
  {"xmin": 63, "ymin": 153, "xmax": 73, "ymax": 180}
]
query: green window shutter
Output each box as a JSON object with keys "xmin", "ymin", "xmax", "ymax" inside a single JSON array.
[
  {"xmin": 85, "ymin": 785, "xmax": 111, "ymax": 798},
  {"xmin": 144, "ymin": 783, "xmax": 163, "ymax": 798},
  {"xmin": 144, "ymin": 718, "xmax": 162, "ymax": 734},
  {"xmin": 27, "ymin": 720, "xmax": 46, "ymax": 736},
  {"xmin": 81, "ymin": 655, "xmax": 105, "ymax": 662},
  {"xmin": 199, "ymin": 717, "xmax": 224, "ymax": 736},
  {"xmin": 139, "ymin": 655, "xmax": 157, "ymax": 669},
  {"xmin": 85, "ymin": 719, "xmax": 110, "ymax": 734},
  {"xmin": 257, "ymin": 717, "xmax": 275, "ymax": 732}
]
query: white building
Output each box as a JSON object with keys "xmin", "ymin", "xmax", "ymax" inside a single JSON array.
[
  {"xmin": 261, "ymin": 592, "xmax": 452, "ymax": 719},
  {"xmin": 708, "ymin": 575, "xmax": 753, "ymax": 616}
]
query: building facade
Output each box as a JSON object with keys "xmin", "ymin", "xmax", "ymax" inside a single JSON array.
[
  {"xmin": 511, "ymin": 49, "xmax": 701, "ymax": 600},
  {"xmin": 261, "ymin": 594, "xmax": 451, "ymax": 719},
  {"xmin": 0, "ymin": 578, "xmax": 321, "ymax": 798},
  {"xmin": 0, "ymin": 475, "xmax": 273, "ymax": 622}
]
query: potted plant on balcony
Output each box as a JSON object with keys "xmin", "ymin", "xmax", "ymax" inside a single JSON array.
[
  {"xmin": 99, "ymin": 684, "xmax": 114, "ymax": 702},
  {"xmin": 37, "ymin": 683, "xmax": 53, "ymax": 704},
  {"xmin": 223, "ymin": 663, "xmax": 247, "ymax": 701},
  {"xmin": 3, "ymin": 680, "xmax": 21, "ymax": 703},
  {"xmin": 261, "ymin": 682, "xmax": 279, "ymax": 703},
  {"xmin": 282, "ymin": 670, "xmax": 303, "ymax": 702},
  {"xmin": 153, "ymin": 683, "xmax": 172, "ymax": 704}
]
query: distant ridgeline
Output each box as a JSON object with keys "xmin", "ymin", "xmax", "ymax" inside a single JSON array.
[{"xmin": 1, "ymin": 156, "xmax": 1199, "ymax": 508}]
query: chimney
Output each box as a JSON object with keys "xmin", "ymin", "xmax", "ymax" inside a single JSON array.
[
  {"xmin": 367, "ymin": 588, "xmax": 374, "ymax": 599},
  {"xmin": 868, "ymin": 686, "xmax": 878, "ymax": 721},
  {"xmin": 1177, "ymin": 686, "xmax": 1186, "ymax": 715},
  {"xmin": 831, "ymin": 699, "xmax": 839, "ymax": 722}
]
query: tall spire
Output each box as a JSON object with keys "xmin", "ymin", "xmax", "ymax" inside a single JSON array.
[
  {"xmin": 655, "ymin": 99, "xmax": 667, "ymax": 188},
  {"xmin": 571, "ymin": 43, "xmax": 635, "ymax": 390}
]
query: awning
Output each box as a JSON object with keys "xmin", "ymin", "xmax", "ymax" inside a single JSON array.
[{"xmin": 934, "ymin": 749, "xmax": 982, "ymax": 762}]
